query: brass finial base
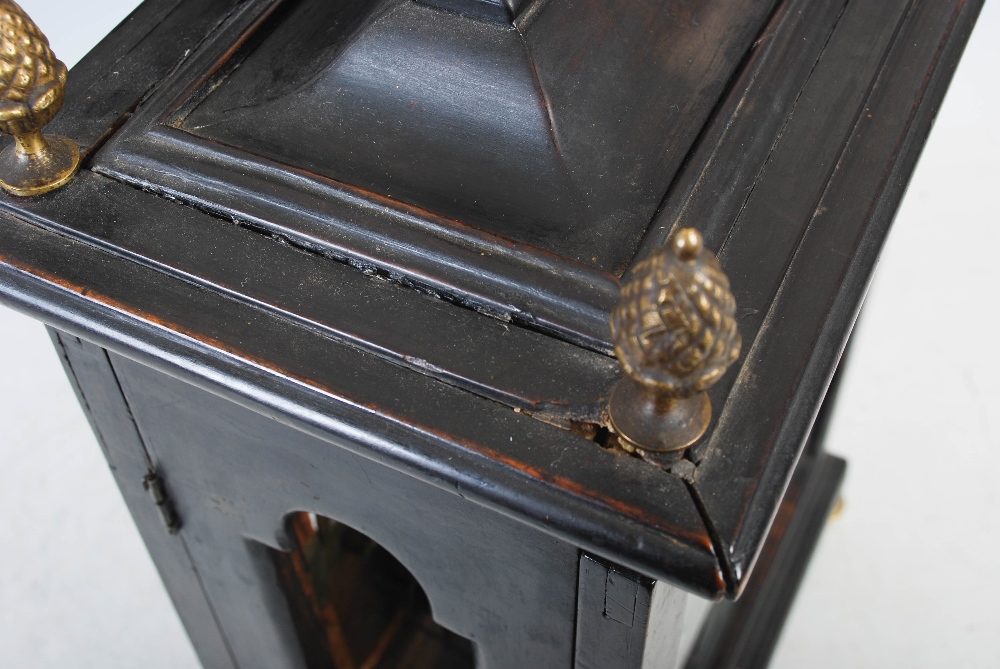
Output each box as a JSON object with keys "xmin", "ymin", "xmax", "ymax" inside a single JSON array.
[
  {"xmin": 608, "ymin": 379, "xmax": 711, "ymax": 454},
  {"xmin": 608, "ymin": 227, "xmax": 740, "ymax": 458},
  {"xmin": 0, "ymin": 131, "xmax": 80, "ymax": 197}
]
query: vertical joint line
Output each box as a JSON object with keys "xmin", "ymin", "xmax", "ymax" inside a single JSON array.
[{"xmin": 684, "ymin": 478, "xmax": 740, "ymax": 596}]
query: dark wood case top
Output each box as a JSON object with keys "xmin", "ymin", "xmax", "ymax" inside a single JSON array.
[{"xmin": 0, "ymin": 0, "xmax": 983, "ymax": 599}]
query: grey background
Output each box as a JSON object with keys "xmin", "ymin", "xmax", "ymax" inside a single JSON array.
[{"xmin": 1, "ymin": 1, "xmax": 998, "ymax": 667}]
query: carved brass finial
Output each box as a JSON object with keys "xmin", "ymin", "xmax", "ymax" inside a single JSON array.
[
  {"xmin": 0, "ymin": 1, "xmax": 79, "ymax": 197},
  {"xmin": 609, "ymin": 228, "xmax": 741, "ymax": 456}
]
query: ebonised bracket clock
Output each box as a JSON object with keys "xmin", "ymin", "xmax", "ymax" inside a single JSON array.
[{"xmin": 0, "ymin": 0, "xmax": 984, "ymax": 667}]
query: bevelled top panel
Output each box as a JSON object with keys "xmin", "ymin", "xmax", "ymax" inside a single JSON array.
[
  {"xmin": 94, "ymin": 0, "xmax": 776, "ymax": 351},
  {"xmin": 182, "ymin": 0, "xmax": 774, "ymax": 274},
  {"xmin": 415, "ymin": 0, "xmax": 516, "ymax": 22}
]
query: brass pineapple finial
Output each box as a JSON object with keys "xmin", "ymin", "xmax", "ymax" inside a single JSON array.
[
  {"xmin": 0, "ymin": 1, "xmax": 79, "ymax": 197},
  {"xmin": 609, "ymin": 228, "xmax": 741, "ymax": 457}
]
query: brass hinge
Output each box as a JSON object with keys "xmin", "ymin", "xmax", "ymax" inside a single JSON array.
[{"xmin": 143, "ymin": 470, "xmax": 182, "ymax": 535}]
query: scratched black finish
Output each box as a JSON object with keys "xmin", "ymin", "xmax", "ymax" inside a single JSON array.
[
  {"xmin": 94, "ymin": 0, "xmax": 778, "ymax": 349},
  {"xmin": 1, "ymin": 171, "xmax": 620, "ymax": 422},
  {"xmin": 179, "ymin": 0, "xmax": 776, "ymax": 270},
  {"xmin": 691, "ymin": 0, "xmax": 984, "ymax": 594},
  {"xmin": 0, "ymin": 0, "xmax": 984, "ymax": 663},
  {"xmin": 48, "ymin": 0, "xmax": 242, "ymax": 157},
  {"xmin": 575, "ymin": 556, "xmax": 658, "ymax": 669},
  {"xmin": 633, "ymin": 0, "xmax": 850, "ymax": 264},
  {"xmin": 686, "ymin": 0, "xmax": 920, "ymax": 463},
  {"xmin": 0, "ymin": 208, "xmax": 719, "ymax": 594},
  {"xmin": 416, "ymin": 0, "xmax": 512, "ymax": 23},
  {"xmin": 107, "ymin": 352, "xmax": 582, "ymax": 669},
  {"xmin": 50, "ymin": 332, "xmax": 237, "ymax": 669},
  {"xmin": 97, "ymin": 123, "xmax": 621, "ymax": 352},
  {"xmin": 685, "ymin": 453, "xmax": 845, "ymax": 669}
]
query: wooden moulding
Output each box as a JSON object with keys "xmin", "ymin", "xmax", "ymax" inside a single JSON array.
[
  {"xmin": 0, "ymin": 0, "xmax": 986, "ymax": 603},
  {"xmin": 93, "ymin": 0, "xmax": 779, "ymax": 350}
]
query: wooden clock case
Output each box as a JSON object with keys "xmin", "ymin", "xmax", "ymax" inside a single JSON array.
[{"xmin": 0, "ymin": 0, "xmax": 983, "ymax": 666}]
